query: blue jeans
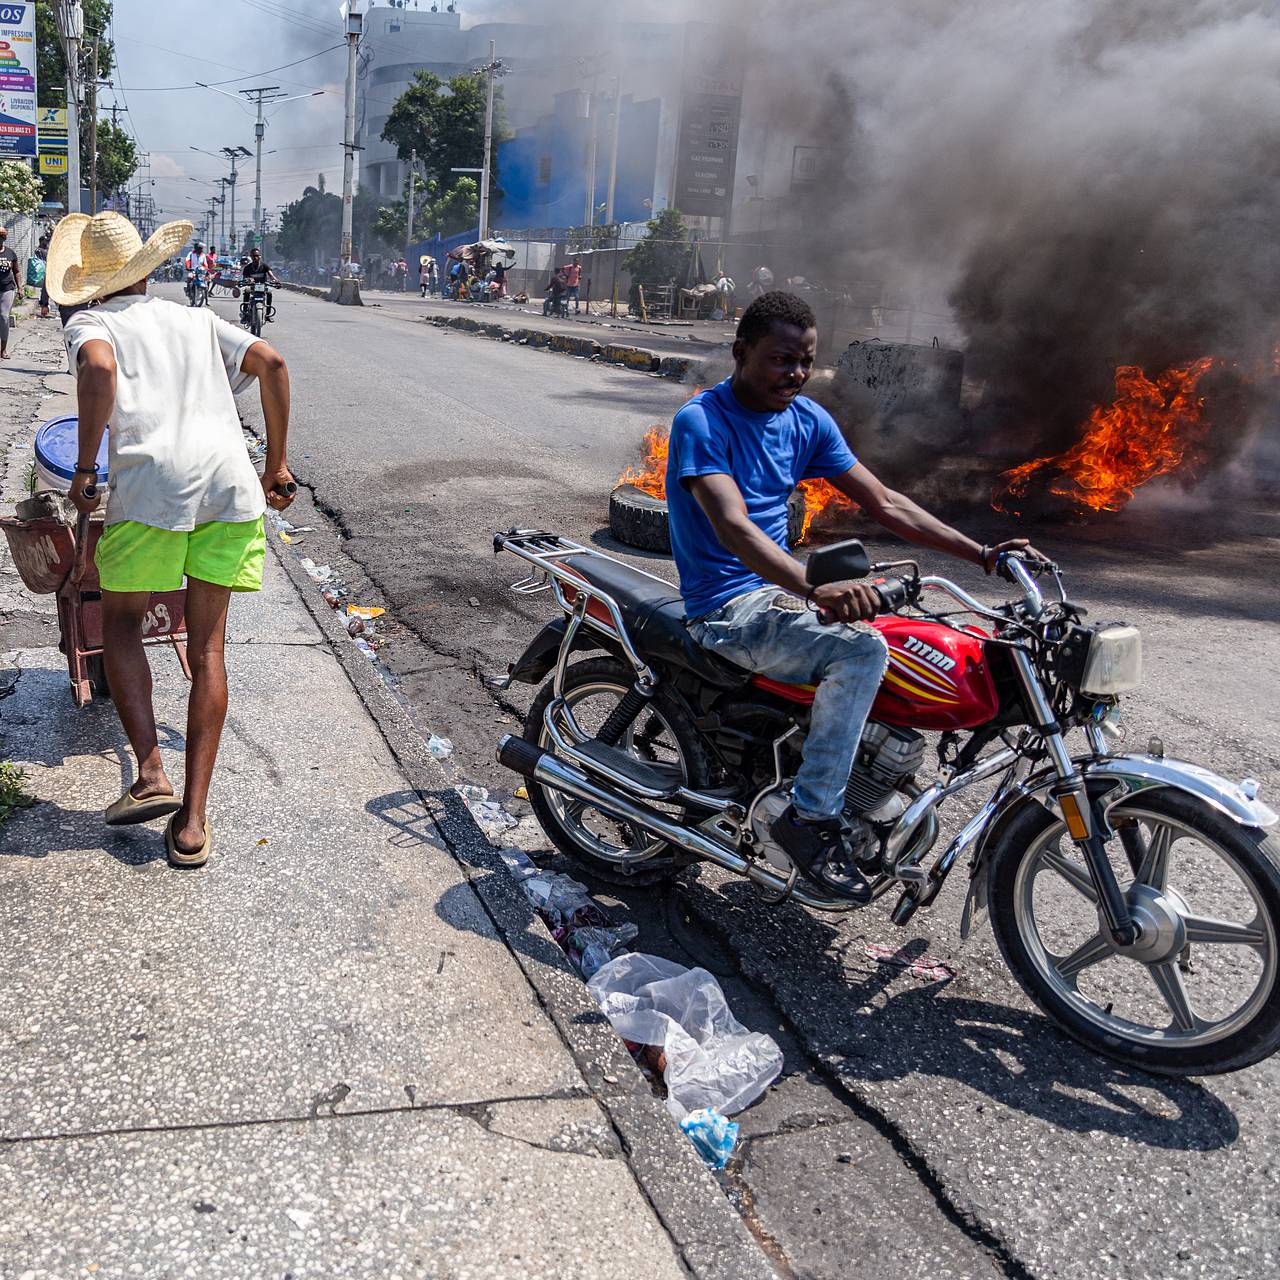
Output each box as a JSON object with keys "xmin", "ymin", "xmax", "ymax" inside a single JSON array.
[{"xmin": 689, "ymin": 587, "xmax": 888, "ymax": 820}]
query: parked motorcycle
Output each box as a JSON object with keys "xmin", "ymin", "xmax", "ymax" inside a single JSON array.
[{"xmin": 492, "ymin": 529, "xmax": 1280, "ymax": 1075}]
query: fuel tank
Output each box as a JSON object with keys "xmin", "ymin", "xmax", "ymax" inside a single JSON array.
[{"xmin": 870, "ymin": 617, "xmax": 998, "ymax": 730}]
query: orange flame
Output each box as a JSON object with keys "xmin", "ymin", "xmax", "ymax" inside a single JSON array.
[
  {"xmin": 618, "ymin": 426, "xmax": 670, "ymax": 498},
  {"xmin": 993, "ymin": 357, "xmax": 1218, "ymax": 515},
  {"xmin": 616, "ymin": 428, "xmax": 856, "ymax": 544}
]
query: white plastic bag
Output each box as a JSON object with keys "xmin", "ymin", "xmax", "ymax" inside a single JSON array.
[{"xmin": 588, "ymin": 953, "xmax": 783, "ymax": 1121}]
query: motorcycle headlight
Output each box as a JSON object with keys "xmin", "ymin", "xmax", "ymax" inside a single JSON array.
[{"xmin": 1079, "ymin": 624, "xmax": 1143, "ymax": 696}]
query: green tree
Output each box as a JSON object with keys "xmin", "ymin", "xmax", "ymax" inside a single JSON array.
[
  {"xmin": 622, "ymin": 208, "xmax": 691, "ymax": 310},
  {"xmin": 380, "ymin": 70, "xmax": 505, "ymax": 223},
  {"xmin": 95, "ymin": 118, "xmax": 137, "ymax": 199},
  {"xmin": 371, "ymin": 174, "xmax": 478, "ymax": 246},
  {"xmin": 276, "ymin": 176, "xmax": 342, "ymax": 264},
  {"xmin": 37, "ymin": 1, "xmax": 115, "ymax": 105}
]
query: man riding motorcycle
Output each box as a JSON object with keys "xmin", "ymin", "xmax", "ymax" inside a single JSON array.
[
  {"xmin": 183, "ymin": 241, "xmax": 215, "ymax": 304},
  {"xmin": 240, "ymin": 244, "xmax": 281, "ymax": 325},
  {"xmin": 669, "ymin": 290, "xmax": 1038, "ymax": 902},
  {"xmin": 240, "ymin": 248, "xmax": 279, "ymax": 325}
]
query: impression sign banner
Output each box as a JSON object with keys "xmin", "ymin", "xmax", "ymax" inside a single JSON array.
[
  {"xmin": 672, "ymin": 24, "xmax": 743, "ymax": 219},
  {"xmin": 0, "ymin": 2, "xmax": 37, "ymax": 158}
]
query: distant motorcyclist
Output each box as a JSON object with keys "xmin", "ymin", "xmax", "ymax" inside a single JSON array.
[
  {"xmin": 240, "ymin": 248, "xmax": 279, "ymax": 325},
  {"xmin": 183, "ymin": 242, "xmax": 213, "ymax": 304}
]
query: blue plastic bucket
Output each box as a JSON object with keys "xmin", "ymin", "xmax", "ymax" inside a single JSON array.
[{"xmin": 33, "ymin": 415, "xmax": 109, "ymax": 493}]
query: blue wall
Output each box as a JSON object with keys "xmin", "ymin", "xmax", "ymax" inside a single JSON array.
[{"xmin": 496, "ymin": 91, "xmax": 660, "ymax": 230}]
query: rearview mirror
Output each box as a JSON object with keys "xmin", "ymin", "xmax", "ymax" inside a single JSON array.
[{"xmin": 805, "ymin": 539, "xmax": 870, "ymax": 587}]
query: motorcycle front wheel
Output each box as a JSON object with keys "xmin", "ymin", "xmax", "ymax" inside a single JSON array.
[
  {"xmin": 522, "ymin": 657, "xmax": 711, "ymax": 886},
  {"xmin": 990, "ymin": 788, "xmax": 1280, "ymax": 1075},
  {"xmin": 251, "ymin": 303, "xmax": 263, "ymax": 336}
]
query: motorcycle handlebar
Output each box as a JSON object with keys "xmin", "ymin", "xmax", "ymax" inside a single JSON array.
[{"xmin": 814, "ymin": 574, "xmax": 913, "ymax": 624}]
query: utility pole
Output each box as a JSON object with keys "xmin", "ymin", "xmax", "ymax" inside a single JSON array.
[
  {"xmin": 583, "ymin": 73, "xmax": 599, "ymax": 228},
  {"xmin": 88, "ymin": 36, "xmax": 99, "ymax": 213},
  {"xmin": 214, "ymin": 179, "xmax": 232, "ymax": 251},
  {"xmin": 476, "ymin": 41, "xmax": 504, "ymax": 243},
  {"xmin": 404, "ymin": 147, "xmax": 417, "ymax": 267},
  {"xmin": 241, "ymin": 86, "xmax": 281, "ymax": 242},
  {"xmin": 220, "ymin": 146, "xmax": 252, "ymax": 255},
  {"xmin": 56, "ymin": 2, "xmax": 85, "ymax": 215},
  {"xmin": 605, "ymin": 76, "xmax": 622, "ymax": 226},
  {"xmin": 338, "ymin": 0, "xmax": 364, "ymax": 296}
]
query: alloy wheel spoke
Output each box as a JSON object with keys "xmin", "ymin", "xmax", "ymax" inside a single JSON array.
[
  {"xmin": 1150, "ymin": 961, "xmax": 1200, "ymax": 1033},
  {"xmin": 1040, "ymin": 846, "xmax": 1099, "ymax": 902},
  {"xmin": 1182, "ymin": 913, "xmax": 1267, "ymax": 949},
  {"xmin": 1055, "ymin": 932, "xmax": 1113, "ymax": 981},
  {"xmin": 1136, "ymin": 823, "xmax": 1174, "ymax": 891}
]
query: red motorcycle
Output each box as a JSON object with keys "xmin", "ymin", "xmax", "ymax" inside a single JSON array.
[{"xmin": 493, "ymin": 529, "xmax": 1280, "ymax": 1075}]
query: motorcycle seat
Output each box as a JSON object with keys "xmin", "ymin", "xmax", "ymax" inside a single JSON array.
[{"xmin": 560, "ymin": 553, "xmax": 749, "ymax": 688}]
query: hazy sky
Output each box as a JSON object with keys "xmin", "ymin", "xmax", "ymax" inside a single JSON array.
[{"xmin": 113, "ymin": 0, "xmax": 529, "ymax": 231}]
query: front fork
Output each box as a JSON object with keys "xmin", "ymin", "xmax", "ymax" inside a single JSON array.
[{"xmin": 1010, "ymin": 649, "xmax": 1139, "ymax": 946}]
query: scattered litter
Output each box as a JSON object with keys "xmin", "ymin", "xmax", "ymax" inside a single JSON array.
[
  {"xmin": 456, "ymin": 783, "xmax": 519, "ymax": 833},
  {"xmin": 521, "ymin": 871, "xmax": 609, "ymax": 929},
  {"xmin": 279, "ymin": 532, "xmax": 294, "ymax": 544},
  {"xmin": 680, "ymin": 1108, "xmax": 739, "ymax": 1170},
  {"xmin": 353, "ymin": 637, "xmax": 377, "ymax": 660},
  {"xmin": 566, "ymin": 923, "xmax": 639, "ymax": 978},
  {"xmin": 284, "ymin": 1208, "xmax": 315, "ymax": 1231},
  {"xmin": 346, "ymin": 605, "xmax": 385, "ymax": 621},
  {"xmin": 512, "ymin": 785, "xmax": 528, "ymax": 800},
  {"xmin": 320, "ymin": 588, "xmax": 344, "ymax": 609},
  {"xmin": 468, "ymin": 596, "xmax": 481, "ymax": 607},
  {"xmin": 426, "ymin": 733, "xmax": 453, "ymax": 758},
  {"xmin": 588, "ymin": 953, "xmax": 783, "ymax": 1120},
  {"xmin": 298, "ymin": 557, "xmax": 333, "ymax": 583},
  {"xmin": 864, "ymin": 942, "xmax": 956, "ymax": 984},
  {"xmin": 256, "ymin": 837, "xmax": 269, "ymax": 846}
]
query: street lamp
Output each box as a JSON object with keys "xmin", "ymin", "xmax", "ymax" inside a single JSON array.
[{"xmin": 191, "ymin": 145, "xmax": 252, "ymax": 252}]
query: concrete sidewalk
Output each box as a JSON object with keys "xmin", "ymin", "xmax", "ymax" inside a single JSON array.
[{"xmin": 0, "ymin": 319, "xmax": 772, "ymax": 1278}]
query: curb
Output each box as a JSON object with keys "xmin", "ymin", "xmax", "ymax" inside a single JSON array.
[
  {"xmin": 264, "ymin": 530, "xmax": 779, "ymax": 1280},
  {"xmin": 276, "ymin": 281, "xmax": 331, "ymax": 301},
  {"xmin": 426, "ymin": 313, "xmax": 694, "ymax": 381}
]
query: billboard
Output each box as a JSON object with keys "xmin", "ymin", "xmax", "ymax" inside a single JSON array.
[
  {"xmin": 39, "ymin": 152, "xmax": 66, "ymax": 175},
  {"xmin": 38, "ymin": 105, "xmax": 67, "ymax": 151},
  {"xmin": 672, "ymin": 25, "xmax": 743, "ymax": 220},
  {"xmin": 0, "ymin": 2, "xmax": 37, "ymax": 158}
]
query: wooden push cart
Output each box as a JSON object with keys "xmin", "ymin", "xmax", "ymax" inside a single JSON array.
[{"xmin": 0, "ymin": 509, "xmax": 190, "ymax": 707}]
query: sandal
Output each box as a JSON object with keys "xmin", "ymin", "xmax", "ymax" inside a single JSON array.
[
  {"xmin": 166, "ymin": 815, "xmax": 211, "ymax": 869},
  {"xmin": 105, "ymin": 788, "xmax": 182, "ymax": 826}
]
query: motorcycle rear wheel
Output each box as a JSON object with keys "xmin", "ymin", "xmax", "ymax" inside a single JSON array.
[
  {"xmin": 523, "ymin": 657, "xmax": 711, "ymax": 886},
  {"xmin": 990, "ymin": 789, "xmax": 1280, "ymax": 1075}
]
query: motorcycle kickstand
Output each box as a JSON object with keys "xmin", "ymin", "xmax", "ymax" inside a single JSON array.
[{"xmin": 751, "ymin": 863, "xmax": 800, "ymax": 906}]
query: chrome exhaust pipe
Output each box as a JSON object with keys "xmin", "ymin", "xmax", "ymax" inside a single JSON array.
[{"xmin": 497, "ymin": 735, "xmax": 854, "ymax": 911}]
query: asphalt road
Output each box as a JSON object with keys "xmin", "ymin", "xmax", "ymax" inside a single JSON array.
[{"xmin": 198, "ymin": 282, "xmax": 1280, "ymax": 1279}]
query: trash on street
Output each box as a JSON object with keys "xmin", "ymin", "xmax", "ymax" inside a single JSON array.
[
  {"xmin": 680, "ymin": 1108, "xmax": 740, "ymax": 1170},
  {"xmin": 588, "ymin": 953, "xmax": 783, "ymax": 1121}
]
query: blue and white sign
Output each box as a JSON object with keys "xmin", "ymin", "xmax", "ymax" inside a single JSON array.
[{"xmin": 0, "ymin": 2, "xmax": 36, "ymax": 158}]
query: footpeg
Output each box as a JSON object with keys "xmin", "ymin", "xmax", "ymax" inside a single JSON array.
[{"xmin": 889, "ymin": 862, "xmax": 929, "ymax": 888}]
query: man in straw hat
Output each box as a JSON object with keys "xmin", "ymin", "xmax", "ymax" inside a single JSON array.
[{"xmin": 48, "ymin": 211, "xmax": 296, "ymax": 870}]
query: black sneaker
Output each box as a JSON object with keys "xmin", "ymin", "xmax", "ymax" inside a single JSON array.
[{"xmin": 769, "ymin": 805, "xmax": 873, "ymax": 904}]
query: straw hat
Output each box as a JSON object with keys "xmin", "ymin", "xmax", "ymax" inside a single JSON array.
[{"xmin": 46, "ymin": 212, "xmax": 193, "ymax": 307}]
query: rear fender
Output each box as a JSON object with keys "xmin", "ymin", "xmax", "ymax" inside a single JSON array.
[
  {"xmin": 506, "ymin": 616, "xmax": 612, "ymax": 686},
  {"xmin": 960, "ymin": 753, "xmax": 1277, "ymax": 940}
]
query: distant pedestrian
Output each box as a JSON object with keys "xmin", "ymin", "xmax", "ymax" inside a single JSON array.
[
  {"xmin": 493, "ymin": 257, "xmax": 507, "ymax": 299},
  {"xmin": 0, "ymin": 225, "xmax": 24, "ymax": 359},
  {"xmin": 419, "ymin": 257, "xmax": 432, "ymax": 297},
  {"xmin": 427, "ymin": 258, "xmax": 438, "ymax": 295},
  {"xmin": 748, "ymin": 264, "xmax": 774, "ymax": 301},
  {"xmin": 713, "ymin": 269, "xmax": 736, "ymax": 320},
  {"xmin": 35, "ymin": 226, "xmax": 51, "ymax": 319},
  {"xmin": 563, "ymin": 257, "xmax": 582, "ymax": 314},
  {"xmin": 543, "ymin": 266, "xmax": 567, "ymax": 317},
  {"xmin": 48, "ymin": 211, "xmax": 296, "ymax": 869}
]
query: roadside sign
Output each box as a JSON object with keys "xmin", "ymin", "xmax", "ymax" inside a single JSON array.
[
  {"xmin": 38, "ymin": 104, "xmax": 67, "ymax": 152},
  {"xmin": 673, "ymin": 24, "xmax": 743, "ymax": 220},
  {"xmin": 39, "ymin": 152, "xmax": 66, "ymax": 175},
  {"xmin": 0, "ymin": 2, "xmax": 37, "ymax": 158}
]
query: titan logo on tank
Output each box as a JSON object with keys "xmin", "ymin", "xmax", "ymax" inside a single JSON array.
[{"xmin": 902, "ymin": 634, "xmax": 958, "ymax": 673}]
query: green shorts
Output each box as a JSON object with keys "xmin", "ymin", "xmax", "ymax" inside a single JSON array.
[{"xmin": 96, "ymin": 517, "xmax": 266, "ymax": 594}]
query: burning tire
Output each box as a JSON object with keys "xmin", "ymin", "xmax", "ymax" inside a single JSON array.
[{"xmin": 609, "ymin": 484, "xmax": 807, "ymax": 554}]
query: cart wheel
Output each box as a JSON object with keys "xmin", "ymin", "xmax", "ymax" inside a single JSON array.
[{"xmin": 86, "ymin": 654, "xmax": 110, "ymax": 699}]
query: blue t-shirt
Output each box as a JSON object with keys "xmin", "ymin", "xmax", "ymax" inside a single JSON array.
[{"xmin": 666, "ymin": 379, "xmax": 857, "ymax": 618}]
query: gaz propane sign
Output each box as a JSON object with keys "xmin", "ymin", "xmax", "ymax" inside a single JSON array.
[{"xmin": 0, "ymin": 2, "xmax": 36, "ymax": 159}]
